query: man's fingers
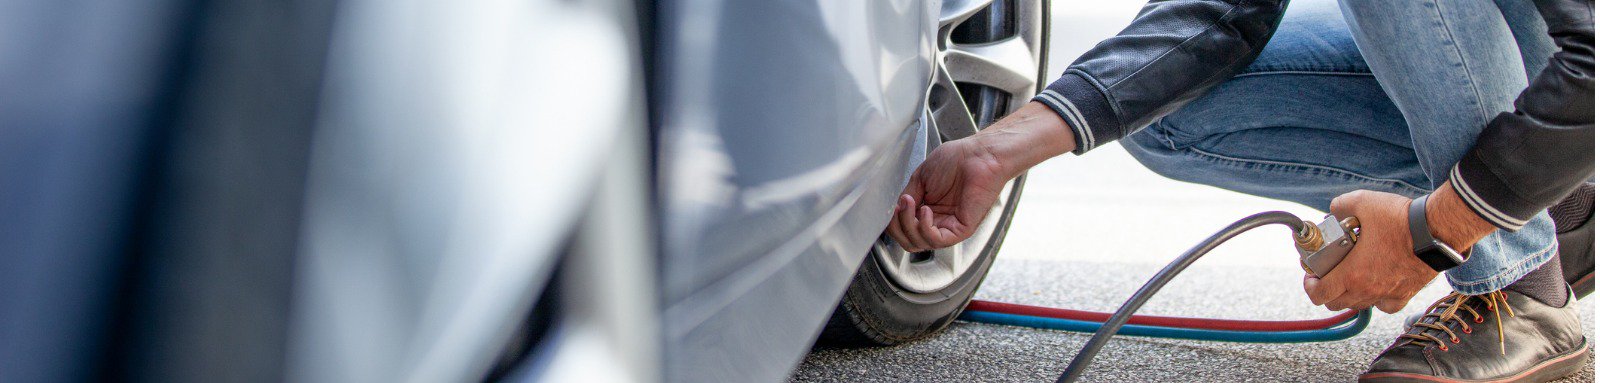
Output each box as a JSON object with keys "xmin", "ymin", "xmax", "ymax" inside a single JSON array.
[
  {"xmin": 1376, "ymin": 299, "xmax": 1408, "ymax": 314},
  {"xmin": 1323, "ymin": 293, "xmax": 1363, "ymax": 311},
  {"xmin": 1348, "ymin": 297, "xmax": 1380, "ymax": 311},
  {"xmin": 889, "ymin": 196, "xmax": 928, "ymax": 253},
  {"xmin": 918, "ymin": 206, "xmax": 953, "ymax": 248},
  {"xmin": 1304, "ymin": 274, "xmax": 1344, "ymax": 306},
  {"xmin": 887, "ymin": 198, "xmax": 915, "ymax": 252},
  {"xmin": 896, "ymin": 195, "xmax": 931, "ymax": 251},
  {"xmin": 1328, "ymin": 190, "xmax": 1370, "ymax": 218},
  {"xmin": 1323, "ymin": 277, "xmax": 1385, "ymax": 311},
  {"xmin": 1375, "ymin": 285, "xmax": 1419, "ymax": 314}
]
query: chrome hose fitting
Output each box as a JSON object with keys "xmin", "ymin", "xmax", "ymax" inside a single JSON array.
[
  {"xmin": 1294, "ymin": 220, "xmax": 1323, "ymax": 254},
  {"xmin": 1296, "ymin": 215, "xmax": 1362, "ymax": 277}
]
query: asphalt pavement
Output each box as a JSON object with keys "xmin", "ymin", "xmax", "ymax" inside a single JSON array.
[{"xmin": 794, "ymin": 259, "xmax": 1595, "ymax": 382}]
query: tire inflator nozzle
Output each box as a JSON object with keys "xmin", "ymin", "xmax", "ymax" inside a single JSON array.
[{"xmin": 1295, "ymin": 215, "xmax": 1361, "ymax": 277}]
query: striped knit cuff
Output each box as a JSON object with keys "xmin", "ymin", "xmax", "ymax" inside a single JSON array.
[
  {"xmin": 1032, "ymin": 90, "xmax": 1093, "ymax": 155},
  {"xmin": 1449, "ymin": 165, "xmax": 1531, "ymax": 231},
  {"xmin": 1032, "ymin": 70, "xmax": 1121, "ymax": 155}
]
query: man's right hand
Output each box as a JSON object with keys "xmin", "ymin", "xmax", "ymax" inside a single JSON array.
[
  {"xmin": 887, "ymin": 101, "xmax": 1078, "ymax": 252},
  {"xmin": 888, "ymin": 137, "xmax": 1010, "ymax": 252}
]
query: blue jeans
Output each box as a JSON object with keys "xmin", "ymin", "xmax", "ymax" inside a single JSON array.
[{"xmin": 1123, "ymin": 0, "xmax": 1559, "ymax": 295}]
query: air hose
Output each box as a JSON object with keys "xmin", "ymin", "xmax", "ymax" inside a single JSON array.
[{"xmin": 955, "ymin": 211, "xmax": 1374, "ymax": 383}]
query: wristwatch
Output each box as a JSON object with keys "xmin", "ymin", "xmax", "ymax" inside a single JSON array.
[{"xmin": 1409, "ymin": 194, "xmax": 1468, "ymax": 271}]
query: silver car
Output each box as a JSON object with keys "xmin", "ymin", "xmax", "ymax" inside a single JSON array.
[{"xmin": 648, "ymin": 0, "xmax": 1048, "ymax": 381}]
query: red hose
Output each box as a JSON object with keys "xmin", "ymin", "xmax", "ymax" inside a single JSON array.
[{"xmin": 966, "ymin": 299, "xmax": 1359, "ymax": 332}]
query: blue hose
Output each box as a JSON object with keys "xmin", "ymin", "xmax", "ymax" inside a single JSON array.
[
  {"xmin": 959, "ymin": 309, "xmax": 1371, "ymax": 343},
  {"xmin": 971, "ymin": 211, "xmax": 1375, "ymax": 382}
]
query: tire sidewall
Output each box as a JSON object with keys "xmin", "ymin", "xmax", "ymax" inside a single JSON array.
[{"xmin": 839, "ymin": 173, "xmax": 1026, "ymax": 343}]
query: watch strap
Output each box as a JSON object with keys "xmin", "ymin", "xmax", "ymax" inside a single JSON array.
[
  {"xmin": 1408, "ymin": 195, "xmax": 1433, "ymax": 253},
  {"xmin": 1409, "ymin": 194, "xmax": 1465, "ymax": 271}
]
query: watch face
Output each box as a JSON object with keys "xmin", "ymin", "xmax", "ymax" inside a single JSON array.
[
  {"xmin": 1433, "ymin": 241, "xmax": 1467, "ymax": 263},
  {"xmin": 1419, "ymin": 241, "xmax": 1466, "ymax": 271}
]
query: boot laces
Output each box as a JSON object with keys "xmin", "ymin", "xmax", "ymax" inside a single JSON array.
[{"xmin": 1398, "ymin": 291, "xmax": 1516, "ymax": 354}]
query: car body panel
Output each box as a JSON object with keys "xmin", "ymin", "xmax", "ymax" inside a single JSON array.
[
  {"xmin": 287, "ymin": 0, "xmax": 640, "ymax": 381},
  {"xmin": 653, "ymin": 0, "xmax": 939, "ymax": 381}
]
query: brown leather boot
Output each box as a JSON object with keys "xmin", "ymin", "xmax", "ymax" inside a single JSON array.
[{"xmin": 1360, "ymin": 290, "xmax": 1588, "ymax": 383}]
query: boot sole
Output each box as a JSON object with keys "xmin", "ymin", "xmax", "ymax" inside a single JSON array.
[
  {"xmin": 1573, "ymin": 271, "xmax": 1594, "ymax": 301},
  {"xmin": 1358, "ymin": 338, "xmax": 1589, "ymax": 383}
]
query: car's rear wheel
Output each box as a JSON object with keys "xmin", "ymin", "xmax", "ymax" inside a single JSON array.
[{"xmin": 818, "ymin": 0, "xmax": 1049, "ymax": 347}]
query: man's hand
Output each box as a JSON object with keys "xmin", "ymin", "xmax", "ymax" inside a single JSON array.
[
  {"xmin": 886, "ymin": 102, "xmax": 1076, "ymax": 252},
  {"xmin": 1304, "ymin": 184, "xmax": 1495, "ymax": 313},
  {"xmin": 889, "ymin": 138, "xmax": 1010, "ymax": 252},
  {"xmin": 1304, "ymin": 190, "xmax": 1436, "ymax": 313}
]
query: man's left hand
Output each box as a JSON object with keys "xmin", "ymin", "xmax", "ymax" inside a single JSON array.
[{"xmin": 1304, "ymin": 190, "xmax": 1439, "ymax": 314}]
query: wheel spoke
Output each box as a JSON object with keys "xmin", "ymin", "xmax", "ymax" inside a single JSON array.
[
  {"xmin": 944, "ymin": 244, "xmax": 963, "ymax": 274},
  {"xmin": 930, "ymin": 67, "xmax": 979, "ymax": 141},
  {"xmin": 939, "ymin": 0, "xmax": 995, "ymax": 28},
  {"xmin": 945, "ymin": 36, "xmax": 1038, "ymax": 96}
]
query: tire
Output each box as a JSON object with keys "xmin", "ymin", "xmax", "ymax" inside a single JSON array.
[
  {"xmin": 818, "ymin": 175, "xmax": 1027, "ymax": 346},
  {"xmin": 817, "ymin": 0, "xmax": 1049, "ymax": 347}
]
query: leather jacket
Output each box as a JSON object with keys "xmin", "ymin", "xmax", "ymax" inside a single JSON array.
[{"xmin": 1032, "ymin": 0, "xmax": 1594, "ymax": 230}]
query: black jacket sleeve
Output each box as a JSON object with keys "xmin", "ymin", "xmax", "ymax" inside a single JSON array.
[
  {"xmin": 1449, "ymin": 0, "xmax": 1595, "ymax": 231},
  {"xmin": 1032, "ymin": 0, "xmax": 1289, "ymax": 154}
]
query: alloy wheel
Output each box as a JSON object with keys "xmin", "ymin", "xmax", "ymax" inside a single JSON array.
[{"xmin": 875, "ymin": 0, "xmax": 1045, "ymax": 293}]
